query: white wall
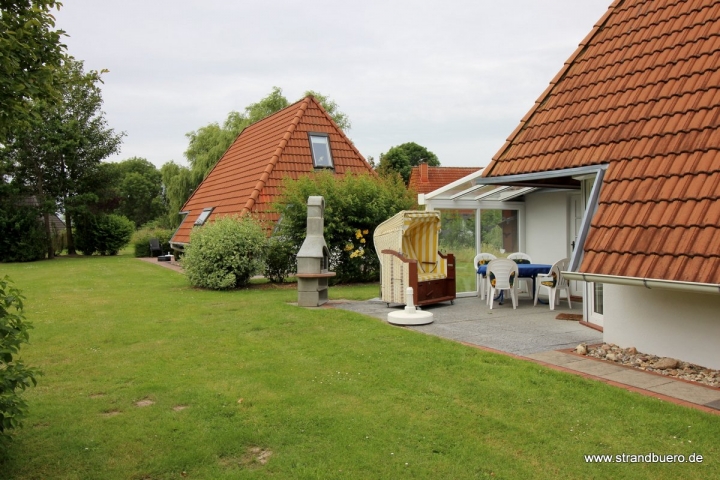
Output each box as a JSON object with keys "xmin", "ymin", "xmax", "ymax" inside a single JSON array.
[
  {"xmin": 524, "ymin": 191, "xmax": 569, "ymax": 264},
  {"xmin": 604, "ymin": 284, "xmax": 720, "ymax": 370}
]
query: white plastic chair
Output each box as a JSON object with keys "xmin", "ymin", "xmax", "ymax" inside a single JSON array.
[
  {"xmin": 534, "ymin": 258, "xmax": 572, "ymax": 311},
  {"xmin": 507, "ymin": 252, "xmax": 533, "ymax": 298},
  {"xmin": 486, "ymin": 259, "xmax": 519, "ymax": 310},
  {"xmin": 473, "ymin": 253, "xmax": 496, "ymax": 300}
]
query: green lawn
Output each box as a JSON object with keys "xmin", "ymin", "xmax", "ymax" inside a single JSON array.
[{"xmin": 1, "ymin": 254, "xmax": 719, "ymax": 479}]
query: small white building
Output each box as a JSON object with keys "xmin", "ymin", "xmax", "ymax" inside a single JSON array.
[{"xmin": 423, "ymin": 0, "xmax": 720, "ymax": 369}]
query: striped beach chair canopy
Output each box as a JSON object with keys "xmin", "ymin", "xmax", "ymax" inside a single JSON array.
[{"xmin": 374, "ymin": 211, "xmax": 442, "ymax": 275}]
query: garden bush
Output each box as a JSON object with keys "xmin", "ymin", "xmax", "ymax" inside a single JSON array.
[
  {"xmin": 273, "ymin": 171, "xmax": 415, "ymax": 283},
  {"xmin": 0, "ymin": 276, "xmax": 38, "ymax": 457},
  {"xmin": 182, "ymin": 215, "xmax": 266, "ymax": 290},
  {"xmin": 131, "ymin": 225, "xmax": 173, "ymax": 257},
  {"xmin": 0, "ymin": 205, "xmax": 47, "ymax": 262},
  {"xmin": 263, "ymin": 236, "xmax": 296, "ymax": 283},
  {"xmin": 74, "ymin": 214, "xmax": 135, "ymax": 256}
]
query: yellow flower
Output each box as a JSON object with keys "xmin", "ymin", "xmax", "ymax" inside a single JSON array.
[
  {"xmin": 363, "ymin": 229, "xmax": 369, "ymax": 235},
  {"xmin": 359, "ymin": 238, "xmax": 366, "ymax": 244},
  {"xmin": 355, "ymin": 230, "xmax": 363, "ymax": 239},
  {"xmin": 344, "ymin": 243, "xmax": 354, "ymax": 251}
]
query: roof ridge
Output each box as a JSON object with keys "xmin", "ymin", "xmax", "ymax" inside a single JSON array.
[
  {"xmin": 305, "ymin": 96, "xmax": 376, "ymax": 173},
  {"xmin": 240, "ymin": 97, "xmax": 311, "ymax": 215},
  {"xmin": 486, "ymin": 0, "xmax": 623, "ymax": 169},
  {"xmin": 179, "ymin": 97, "xmax": 314, "ymax": 212}
]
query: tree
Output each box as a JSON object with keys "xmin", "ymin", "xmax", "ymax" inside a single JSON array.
[
  {"xmin": 160, "ymin": 161, "xmax": 194, "ymax": 229},
  {"xmin": 0, "ymin": 1, "xmax": 66, "ymax": 142},
  {"xmin": 107, "ymin": 157, "xmax": 166, "ymax": 228},
  {"xmin": 377, "ymin": 142, "xmax": 440, "ymax": 185},
  {"xmin": 0, "ymin": 58, "xmax": 124, "ymax": 257}
]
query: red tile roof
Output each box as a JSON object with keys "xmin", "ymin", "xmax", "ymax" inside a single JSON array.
[
  {"xmin": 171, "ymin": 96, "xmax": 374, "ymax": 245},
  {"xmin": 408, "ymin": 163, "xmax": 481, "ymax": 194},
  {"xmin": 482, "ymin": 0, "xmax": 720, "ymax": 285}
]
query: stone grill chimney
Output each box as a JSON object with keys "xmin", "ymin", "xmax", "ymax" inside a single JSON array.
[{"xmin": 296, "ymin": 196, "xmax": 335, "ymax": 306}]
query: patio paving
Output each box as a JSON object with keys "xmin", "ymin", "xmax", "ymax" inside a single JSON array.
[
  {"xmin": 334, "ymin": 295, "xmax": 720, "ymax": 414},
  {"xmin": 335, "ymin": 294, "xmax": 600, "ymax": 355}
]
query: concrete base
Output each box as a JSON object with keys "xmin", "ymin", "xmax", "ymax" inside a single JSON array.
[
  {"xmin": 387, "ymin": 308, "xmax": 434, "ymax": 326},
  {"xmin": 297, "ymin": 277, "xmax": 329, "ymax": 307}
]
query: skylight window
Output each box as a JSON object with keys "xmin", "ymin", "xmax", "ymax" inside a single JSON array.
[
  {"xmin": 309, "ymin": 133, "xmax": 334, "ymax": 168},
  {"xmin": 194, "ymin": 208, "xmax": 213, "ymax": 226}
]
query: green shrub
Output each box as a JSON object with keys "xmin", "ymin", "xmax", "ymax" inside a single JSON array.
[
  {"xmin": 131, "ymin": 226, "xmax": 173, "ymax": 257},
  {"xmin": 0, "ymin": 276, "xmax": 39, "ymax": 457},
  {"xmin": 273, "ymin": 171, "xmax": 415, "ymax": 283},
  {"xmin": 263, "ymin": 236, "xmax": 296, "ymax": 283},
  {"xmin": 0, "ymin": 205, "xmax": 47, "ymax": 262},
  {"xmin": 75, "ymin": 214, "xmax": 135, "ymax": 256},
  {"xmin": 182, "ymin": 215, "xmax": 266, "ymax": 290}
]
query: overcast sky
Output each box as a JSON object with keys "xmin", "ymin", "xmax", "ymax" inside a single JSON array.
[{"xmin": 54, "ymin": 0, "xmax": 611, "ymax": 169}]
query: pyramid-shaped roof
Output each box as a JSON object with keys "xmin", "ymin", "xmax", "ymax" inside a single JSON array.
[
  {"xmin": 171, "ymin": 96, "xmax": 374, "ymax": 245},
  {"xmin": 482, "ymin": 0, "xmax": 720, "ymax": 285}
]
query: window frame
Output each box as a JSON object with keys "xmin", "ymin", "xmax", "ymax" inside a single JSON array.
[
  {"xmin": 194, "ymin": 207, "xmax": 214, "ymax": 226},
  {"xmin": 307, "ymin": 132, "xmax": 334, "ymax": 169}
]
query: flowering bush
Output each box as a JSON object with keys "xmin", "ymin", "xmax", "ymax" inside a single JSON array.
[
  {"xmin": 273, "ymin": 171, "xmax": 415, "ymax": 283},
  {"xmin": 182, "ymin": 215, "xmax": 266, "ymax": 290}
]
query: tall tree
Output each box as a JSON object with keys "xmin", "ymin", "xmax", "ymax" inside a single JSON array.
[
  {"xmin": 106, "ymin": 157, "xmax": 166, "ymax": 228},
  {"xmin": 377, "ymin": 142, "xmax": 440, "ymax": 185},
  {"xmin": 0, "ymin": 58, "xmax": 124, "ymax": 257},
  {"xmin": 0, "ymin": 0, "xmax": 66, "ymax": 142},
  {"xmin": 160, "ymin": 161, "xmax": 194, "ymax": 229}
]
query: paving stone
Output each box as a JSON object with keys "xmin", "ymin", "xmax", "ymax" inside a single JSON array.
[{"xmin": 647, "ymin": 381, "xmax": 720, "ymax": 405}]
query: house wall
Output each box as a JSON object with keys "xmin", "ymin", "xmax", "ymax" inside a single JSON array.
[
  {"xmin": 524, "ymin": 191, "xmax": 568, "ymax": 264},
  {"xmin": 604, "ymin": 284, "xmax": 720, "ymax": 370}
]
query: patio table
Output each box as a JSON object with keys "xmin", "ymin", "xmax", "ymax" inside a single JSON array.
[{"xmin": 477, "ymin": 263, "xmax": 552, "ymax": 304}]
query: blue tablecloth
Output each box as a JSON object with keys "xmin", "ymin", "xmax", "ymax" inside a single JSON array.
[
  {"xmin": 478, "ymin": 263, "xmax": 552, "ymax": 303},
  {"xmin": 477, "ymin": 263, "xmax": 551, "ymax": 277}
]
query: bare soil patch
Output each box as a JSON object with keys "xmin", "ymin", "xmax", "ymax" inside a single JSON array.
[{"xmin": 134, "ymin": 399, "xmax": 155, "ymax": 407}]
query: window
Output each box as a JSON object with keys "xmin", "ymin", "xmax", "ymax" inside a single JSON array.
[
  {"xmin": 194, "ymin": 208, "xmax": 213, "ymax": 226},
  {"xmin": 308, "ymin": 133, "xmax": 334, "ymax": 168}
]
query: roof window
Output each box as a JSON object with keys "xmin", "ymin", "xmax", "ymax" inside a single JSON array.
[
  {"xmin": 194, "ymin": 208, "xmax": 213, "ymax": 226},
  {"xmin": 308, "ymin": 133, "xmax": 334, "ymax": 169}
]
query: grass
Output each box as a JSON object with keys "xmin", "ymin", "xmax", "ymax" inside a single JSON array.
[{"xmin": 1, "ymin": 254, "xmax": 719, "ymax": 478}]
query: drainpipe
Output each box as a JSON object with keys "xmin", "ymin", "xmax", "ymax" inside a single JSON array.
[{"xmin": 562, "ymin": 271, "xmax": 720, "ymax": 295}]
